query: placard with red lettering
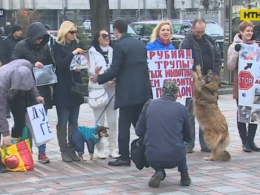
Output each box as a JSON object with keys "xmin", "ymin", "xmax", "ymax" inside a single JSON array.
[
  {"xmin": 147, "ymin": 49, "xmax": 193, "ymax": 99},
  {"xmin": 238, "ymin": 43, "xmax": 260, "ymax": 124}
]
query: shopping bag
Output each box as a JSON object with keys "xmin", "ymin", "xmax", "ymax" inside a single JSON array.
[
  {"xmin": 70, "ymin": 54, "xmax": 88, "ymax": 70},
  {"xmin": 25, "ymin": 103, "xmax": 54, "ymax": 147},
  {"xmin": 1, "ymin": 127, "xmax": 34, "ymax": 172},
  {"xmin": 33, "ymin": 64, "xmax": 57, "ymax": 86}
]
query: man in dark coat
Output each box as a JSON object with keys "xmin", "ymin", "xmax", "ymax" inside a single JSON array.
[
  {"xmin": 0, "ymin": 24, "xmax": 23, "ymax": 118},
  {"xmin": 135, "ymin": 81, "xmax": 192, "ymax": 188},
  {"xmin": 91, "ymin": 19, "xmax": 152, "ymax": 166},
  {"xmin": 179, "ymin": 18, "xmax": 222, "ymax": 153},
  {"xmin": 0, "ymin": 24, "xmax": 23, "ymax": 65},
  {"xmin": 12, "ymin": 22, "xmax": 54, "ymax": 164}
]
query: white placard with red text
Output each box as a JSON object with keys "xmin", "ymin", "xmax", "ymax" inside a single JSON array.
[
  {"xmin": 147, "ymin": 49, "xmax": 193, "ymax": 99},
  {"xmin": 238, "ymin": 43, "xmax": 260, "ymax": 124}
]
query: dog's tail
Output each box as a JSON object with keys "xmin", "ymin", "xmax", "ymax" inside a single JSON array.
[{"xmin": 215, "ymin": 131, "xmax": 231, "ymax": 161}]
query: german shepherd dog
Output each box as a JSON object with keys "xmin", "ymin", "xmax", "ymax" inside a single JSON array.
[{"xmin": 192, "ymin": 65, "xmax": 231, "ymax": 161}]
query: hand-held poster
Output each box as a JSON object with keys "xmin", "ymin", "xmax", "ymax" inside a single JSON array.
[
  {"xmin": 147, "ymin": 49, "xmax": 193, "ymax": 99},
  {"xmin": 238, "ymin": 43, "xmax": 260, "ymax": 124}
]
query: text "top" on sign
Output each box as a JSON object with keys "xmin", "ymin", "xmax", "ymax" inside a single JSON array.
[{"xmin": 240, "ymin": 9, "xmax": 260, "ymax": 21}]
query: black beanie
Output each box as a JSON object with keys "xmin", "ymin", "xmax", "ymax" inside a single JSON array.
[{"xmin": 12, "ymin": 24, "xmax": 22, "ymax": 34}]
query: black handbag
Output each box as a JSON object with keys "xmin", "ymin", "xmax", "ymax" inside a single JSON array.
[
  {"xmin": 130, "ymin": 99, "xmax": 152, "ymax": 170},
  {"xmin": 70, "ymin": 71, "xmax": 88, "ymax": 97}
]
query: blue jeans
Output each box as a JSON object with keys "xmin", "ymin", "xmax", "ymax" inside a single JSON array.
[
  {"xmin": 56, "ymin": 106, "xmax": 80, "ymax": 126},
  {"xmin": 185, "ymin": 98, "xmax": 209, "ymax": 149},
  {"xmin": 149, "ymin": 157, "xmax": 188, "ymax": 172}
]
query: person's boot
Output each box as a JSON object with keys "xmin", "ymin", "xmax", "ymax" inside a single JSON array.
[
  {"xmin": 96, "ymin": 137, "xmax": 109, "ymax": 159},
  {"xmin": 56, "ymin": 125, "xmax": 73, "ymax": 162},
  {"xmin": 148, "ymin": 169, "xmax": 165, "ymax": 187},
  {"xmin": 248, "ymin": 125, "xmax": 260, "ymax": 152},
  {"xmin": 237, "ymin": 120, "xmax": 251, "ymax": 152},
  {"xmin": 68, "ymin": 125, "xmax": 81, "ymax": 161},
  {"xmin": 108, "ymin": 131, "xmax": 120, "ymax": 158},
  {"xmin": 180, "ymin": 170, "xmax": 191, "ymax": 186}
]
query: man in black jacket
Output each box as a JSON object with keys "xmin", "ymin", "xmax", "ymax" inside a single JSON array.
[
  {"xmin": 91, "ymin": 19, "xmax": 152, "ymax": 166},
  {"xmin": 179, "ymin": 18, "xmax": 222, "ymax": 153},
  {"xmin": 0, "ymin": 24, "xmax": 23, "ymax": 65},
  {"xmin": 135, "ymin": 81, "xmax": 191, "ymax": 188},
  {"xmin": 0, "ymin": 24, "xmax": 23, "ymax": 118}
]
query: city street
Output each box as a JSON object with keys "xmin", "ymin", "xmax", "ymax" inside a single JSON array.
[{"xmin": 2, "ymin": 94, "xmax": 260, "ymax": 195}]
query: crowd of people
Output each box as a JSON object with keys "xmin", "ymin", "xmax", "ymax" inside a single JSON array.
[{"xmin": 0, "ymin": 16, "xmax": 258, "ymax": 188}]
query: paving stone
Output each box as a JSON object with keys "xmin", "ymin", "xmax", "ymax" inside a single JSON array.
[
  {"xmin": 209, "ymin": 186, "xmax": 244, "ymax": 193},
  {"xmin": 82, "ymin": 188, "xmax": 112, "ymax": 195}
]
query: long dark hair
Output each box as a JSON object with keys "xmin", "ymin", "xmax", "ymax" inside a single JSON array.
[{"xmin": 88, "ymin": 29, "xmax": 113, "ymax": 54}]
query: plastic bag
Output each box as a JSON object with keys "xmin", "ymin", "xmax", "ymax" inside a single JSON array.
[{"xmin": 33, "ymin": 64, "xmax": 57, "ymax": 86}]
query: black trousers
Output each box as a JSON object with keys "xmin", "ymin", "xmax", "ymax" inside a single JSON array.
[{"xmin": 118, "ymin": 103, "xmax": 145, "ymax": 160}]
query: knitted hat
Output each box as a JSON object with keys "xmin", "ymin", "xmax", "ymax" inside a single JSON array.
[{"xmin": 12, "ymin": 24, "xmax": 22, "ymax": 34}]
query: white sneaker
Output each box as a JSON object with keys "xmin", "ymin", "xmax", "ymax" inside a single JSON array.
[{"xmin": 109, "ymin": 148, "xmax": 120, "ymax": 158}]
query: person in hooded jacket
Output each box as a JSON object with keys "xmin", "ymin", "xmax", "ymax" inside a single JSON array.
[
  {"xmin": 0, "ymin": 59, "xmax": 44, "ymax": 173},
  {"xmin": 227, "ymin": 20, "xmax": 260, "ymax": 153},
  {"xmin": 146, "ymin": 20, "xmax": 176, "ymax": 51},
  {"xmin": 11, "ymin": 22, "xmax": 54, "ymax": 164}
]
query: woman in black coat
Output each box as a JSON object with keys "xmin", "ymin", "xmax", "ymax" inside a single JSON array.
[
  {"xmin": 52, "ymin": 21, "xmax": 85, "ymax": 162},
  {"xmin": 12, "ymin": 22, "xmax": 54, "ymax": 164}
]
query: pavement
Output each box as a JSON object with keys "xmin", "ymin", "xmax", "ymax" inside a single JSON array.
[{"xmin": 1, "ymin": 94, "xmax": 260, "ymax": 195}]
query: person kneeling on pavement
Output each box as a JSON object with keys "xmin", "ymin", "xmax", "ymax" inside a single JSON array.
[
  {"xmin": 0, "ymin": 59, "xmax": 44, "ymax": 173},
  {"xmin": 135, "ymin": 81, "xmax": 192, "ymax": 188}
]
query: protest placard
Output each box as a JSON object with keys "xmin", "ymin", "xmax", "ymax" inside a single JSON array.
[
  {"xmin": 26, "ymin": 104, "xmax": 54, "ymax": 146},
  {"xmin": 238, "ymin": 43, "xmax": 260, "ymax": 123},
  {"xmin": 147, "ymin": 49, "xmax": 193, "ymax": 98}
]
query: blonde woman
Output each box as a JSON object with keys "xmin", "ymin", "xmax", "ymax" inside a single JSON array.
[
  {"xmin": 87, "ymin": 29, "xmax": 119, "ymax": 159},
  {"xmin": 146, "ymin": 20, "xmax": 176, "ymax": 51},
  {"xmin": 52, "ymin": 21, "xmax": 85, "ymax": 162}
]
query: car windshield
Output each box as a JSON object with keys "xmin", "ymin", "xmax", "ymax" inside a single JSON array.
[
  {"xmin": 205, "ymin": 23, "xmax": 223, "ymax": 36},
  {"xmin": 110, "ymin": 24, "xmax": 136, "ymax": 35}
]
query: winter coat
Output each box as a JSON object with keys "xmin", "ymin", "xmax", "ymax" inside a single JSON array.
[
  {"xmin": 88, "ymin": 46, "xmax": 113, "ymax": 90},
  {"xmin": 146, "ymin": 38, "xmax": 176, "ymax": 51},
  {"xmin": 11, "ymin": 22, "xmax": 54, "ymax": 109},
  {"xmin": 52, "ymin": 40, "xmax": 84, "ymax": 107},
  {"xmin": 0, "ymin": 34, "xmax": 23, "ymax": 65},
  {"xmin": 0, "ymin": 59, "xmax": 40, "ymax": 137},
  {"xmin": 227, "ymin": 33, "xmax": 259, "ymax": 99}
]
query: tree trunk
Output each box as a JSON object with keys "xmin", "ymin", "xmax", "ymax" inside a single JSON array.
[
  {"xmin": 165, "ymin": 0, "xmax": 177, "ymax": 19},
  {"xmin": 89, "ymin": 0, "xmax": 110, "ymax": 35}
]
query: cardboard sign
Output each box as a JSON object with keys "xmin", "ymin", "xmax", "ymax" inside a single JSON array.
[{"xmin": 26, "ymin": 104, "xmax": 54, "ymax": 146}]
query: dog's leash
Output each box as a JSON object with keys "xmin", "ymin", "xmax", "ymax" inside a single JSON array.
[{"xmin": 95, "ymin": 94, "xmax": 115, "ymax": 125}]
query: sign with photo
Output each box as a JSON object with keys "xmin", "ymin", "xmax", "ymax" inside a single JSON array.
[
  {"xmin": 238, "ymin": 43, "xmax": 260, "ymax": 124},
  {"xmin": 147, "ymin": 49, "xmax": 193, "ymax": 99},
  {"xmin": 26, "ymin": 104, "xmax": 54, "ymax": 146}
]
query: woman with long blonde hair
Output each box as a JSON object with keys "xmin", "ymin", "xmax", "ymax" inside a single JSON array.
[
  {"xmin": 146, "ymin": 20, "xmax": 176, "ymax": 51},
  {"xmin": 52, "ymin": 21, "xmax": 85, "ymax": 162}
]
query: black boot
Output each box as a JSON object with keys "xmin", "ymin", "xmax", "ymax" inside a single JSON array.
[
  {"xmin": 0, "ymin": 162, "xmax": 7, "ymax": 173},
  {"xmin": 180, "ymin": 170, "xmax": 191, "ymax": 186},
  {"xmin": 242, "ymin": 138, "xmax": 252, "ymax": 152},
  {"xmin": 237, "ymin": 115, "xmax": 251, "ymax": 152},
  {"xmin": 248, "ymin": 124, "xmax": 260, "ymax": 152},
  {"xmin": 148, "ymin": 169, "xmax": 165, "ymax": 187}
]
